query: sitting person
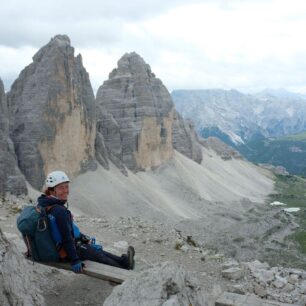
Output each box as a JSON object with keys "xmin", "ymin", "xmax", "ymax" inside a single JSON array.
[{"xmin": 37, "ymin": 170, "xmax": 135, "ymax": 273}]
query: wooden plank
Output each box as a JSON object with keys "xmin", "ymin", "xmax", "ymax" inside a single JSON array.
[{"xmin": 40, "ymin": 260, "xmax": 136, "ymax": 284}]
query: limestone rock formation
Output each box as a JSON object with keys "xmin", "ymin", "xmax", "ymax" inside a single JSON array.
[
  {"xmin": 0, "ymin": 78, "xmax": 27, "ymax": 195},
  {"xmin": 0, "ymin": 228, "xmax": 45, "ymax": 305},
  {"xmin": 172, "ymin": 110, "xmax": 203, "ymax": 163},
  {"xmin": 96, "ymin": 52, "xmax": 174, "ymax": 172},
  {"xmin": 96, "ymin": 52, "xmax": 203, "ymax": 172},
  {"xmin": 7, "ymin": 35, "xmax": 96, "ymax": 189},
  {"xmin": 103, "ymin": 262, "xmax": 208, "ymax": 306}
]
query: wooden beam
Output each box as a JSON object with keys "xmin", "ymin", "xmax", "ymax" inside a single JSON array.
[{"xmin": 41, "ymin": 260, "xmax": 136, "ymax": 284}]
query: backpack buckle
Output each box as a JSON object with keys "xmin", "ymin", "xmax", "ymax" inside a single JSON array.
[{"xmin": 37, "ymin": 218, "xmax": 47, "ymax": 231}]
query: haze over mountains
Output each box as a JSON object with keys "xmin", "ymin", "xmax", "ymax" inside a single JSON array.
[{"xmin": 172, "ymin": 89, "xmax": 306, "ymax": 175}]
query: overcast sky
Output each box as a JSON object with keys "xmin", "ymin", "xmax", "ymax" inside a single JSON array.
[{"xmin": 1, "ymin": 0, "xmax": 306, "ymax": 94}]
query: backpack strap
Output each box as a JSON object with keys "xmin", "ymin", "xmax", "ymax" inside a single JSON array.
[
  {"xmin": 23, "ymin": 234, "xmax": 32, "ymax": 257},
  {"xmin": 43, "ymin": 204, "xmax": 69, "ymax": 260}
]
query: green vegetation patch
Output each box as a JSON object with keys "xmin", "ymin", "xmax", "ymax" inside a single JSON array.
[
  {"xmin": 279, "ymin": 131, "xmax": 306, "ymax": 141},
  {"xmin": 268, "ymin": 175, "xmax": 306, "ymax": 261},
  {"xmin": 269, "ymin": 174, "xmax": 306, "ymax": 208},
  {"xmin": 292, "ymin": 230, "xmax": 306, "ymax": 254}
]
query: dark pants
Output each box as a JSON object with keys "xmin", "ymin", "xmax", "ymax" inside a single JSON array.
[{"xmin": 76, "ymin": 244, "xmax": 128, "ymax": 269}]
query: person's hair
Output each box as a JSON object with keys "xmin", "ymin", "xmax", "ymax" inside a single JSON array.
[{"xmin": 44, "ymin": 187, "xmax": 55, "ymax": 196}]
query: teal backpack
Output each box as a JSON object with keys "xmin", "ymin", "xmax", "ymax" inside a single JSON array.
[{"xmin": 17, "ymin": 205, "xmax": 59, "ymax": 262}]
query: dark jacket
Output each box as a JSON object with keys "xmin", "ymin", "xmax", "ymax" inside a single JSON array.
[{"xmin": 37, "ymin": 194, "xmax": 80, "ymax": 264}]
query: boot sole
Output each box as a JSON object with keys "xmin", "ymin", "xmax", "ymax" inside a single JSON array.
[{"xmin": 127, "ymin": 246, "xmax": 135, "ymax": 270}]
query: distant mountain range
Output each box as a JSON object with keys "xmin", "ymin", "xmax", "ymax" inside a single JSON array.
[{"xmin": 172, "ymin": 89, "xmax": 306, "ymax": 175}]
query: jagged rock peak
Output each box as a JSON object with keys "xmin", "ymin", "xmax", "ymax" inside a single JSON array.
[
  {"xmin": 110, "ymin": 52, "xmax": 154, "ymax": 79},
  {"xmin": 7, "ymin": 36, "xmax": 96, "ymax": 190},
  {"xmin": 33, "ymin": 34, "xmax": 73, "ymax": 63},
  {"xmin": 96, "ymin": 52, "xmax": 174, "ymax": 172},
  {"xmin": 51, "ymin": 34, "xmax": 71, "ymax": 46}
]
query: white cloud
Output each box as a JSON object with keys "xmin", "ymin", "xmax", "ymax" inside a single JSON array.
[
  {"xmin": 1, "ymin": 0, "xmax": 306, "ymax": 93},
  {"xmin": 0, "ymin": 46, "xmax": 36, "ymax": 91}
]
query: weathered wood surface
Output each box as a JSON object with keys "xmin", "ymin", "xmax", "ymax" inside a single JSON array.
[
  {"xmin": 41, "ymin": 260, "xmax": 136, "ymax": 284},
  {"xmin": 215, "ymin": 292, "xmax": 297, "ymax": 306}
]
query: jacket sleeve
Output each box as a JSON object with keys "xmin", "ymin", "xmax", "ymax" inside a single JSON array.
[{"xmin": 51, "ymin": 207, "xmax": 80, "ymax": 264}]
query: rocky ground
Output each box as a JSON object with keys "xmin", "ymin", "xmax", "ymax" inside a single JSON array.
[{"xmin": 1, "ymin": 195, "xmax": 306, "ymax": 305}]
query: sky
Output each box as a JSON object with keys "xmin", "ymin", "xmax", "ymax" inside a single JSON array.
[{"xmin": 1, "ymin": 0, "xmax": 306, "ymax": 94}]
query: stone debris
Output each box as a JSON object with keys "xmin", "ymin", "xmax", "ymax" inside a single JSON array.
[
  {"xmin": 221, "ymin": 267, "xmax": 245, "ymax": 280},
  {"xmin": 113, "ymin": 240, "xmax": 129, "ymax": 251},
  {"xmin": 200, "ymin": 137, "xmax": 243, "ymax": 160},
  {"xmin": 223, "ymin": 259, "xmax": 306, "ymax": 305}
]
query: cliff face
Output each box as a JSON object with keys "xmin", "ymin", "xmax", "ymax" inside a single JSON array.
[
  {"xmin": 96, "ymin": 52, "xmax": 174, "ymax": 172},
  {"xmin": 0, "ymin": 79, "xmax": 27, "ymax": 195},
  {"xmin": 172, "ymin": 110, "xmax": 203, "ymax": 163},
  {"xmin": 7, "ymin": 35, "xmax": 96, "ymax": 190},
  {"xmin": 96, "ymin": 52, "xmax": 202, "ymax": 172}
]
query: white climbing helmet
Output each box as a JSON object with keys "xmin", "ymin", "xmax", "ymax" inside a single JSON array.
[{"xmin": 45, "ymin": 170, "xmax": 70, "ymax": 188}]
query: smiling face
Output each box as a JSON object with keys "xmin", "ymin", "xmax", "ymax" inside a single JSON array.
[{"xmin": 53, "ymin": 182, "xmax": 70, "ymax": 201}]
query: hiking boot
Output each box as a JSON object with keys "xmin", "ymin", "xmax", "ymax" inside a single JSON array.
[{"xmin": 127, "ymin": 246, "xmax": 135, "ymax": 270}]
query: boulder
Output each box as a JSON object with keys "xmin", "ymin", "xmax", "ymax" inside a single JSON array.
[
  {"xmin": 0, "ymin": 228, "xmax": 44, "ymax": 305},
  {"xmin": 0, "ymin": 78, "xmax": 27, "ymax": 196},
  {"xmin": 221, "ymin": 267, "xmax": 245, "ymax": 280},
  {"xmin": 7, "ymin": 35, "xmax": 96, "ymax": 189},
  {"xmin": 273, "ymin": 275, "xmax": 287, "ymax": 289},
  {"xmin": 103, "ymin": 261, "xmax": 208, "ymax": 306}
]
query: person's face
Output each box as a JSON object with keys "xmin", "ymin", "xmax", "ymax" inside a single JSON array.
[{"xmin": 54, "ymin": 182, "xmax": 69, "ymax": 201}]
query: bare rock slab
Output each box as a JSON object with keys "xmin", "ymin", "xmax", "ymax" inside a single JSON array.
[
  {"xmin": 222, "ymin": 267, "xmax": 245, "ymax": 280},
  {"xmin": 103, "ymin": 261, "xmax": 208, "ymax": 306},
  {"xmin": 0, "ymin": 228, "xmax": 45, "ymax": 305}
]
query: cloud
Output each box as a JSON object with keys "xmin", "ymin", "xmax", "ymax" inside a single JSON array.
[
  {"xmin": 1, "ymin": 0, "xmax": 306, "ymax": 93},
  {"xmin": 0, "ymin": 0, "xmax": 204, "ymax": 48}
]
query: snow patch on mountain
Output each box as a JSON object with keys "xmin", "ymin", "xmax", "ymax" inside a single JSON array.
[{"xmin": 224, "ymin": 129, "xmax": 245, "ymax": 145}]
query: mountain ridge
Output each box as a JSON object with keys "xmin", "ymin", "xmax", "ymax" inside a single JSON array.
[{"xmin": 172, "ymin": 88, "xmax": 306, "ymax": 174}]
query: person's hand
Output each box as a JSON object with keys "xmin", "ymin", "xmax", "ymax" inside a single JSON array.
[
  {"xmin": 71, "ymin": 261, "xmax": 83, "ymax": 273},
  {"xmin": 80, "ymin": 234, "xmax": 91, "ymax": 244}
]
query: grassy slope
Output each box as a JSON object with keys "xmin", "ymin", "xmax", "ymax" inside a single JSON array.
[
  {"xmin": 279, "ymin": 131, "xmax": 306, "ymax": 141},
  {"xmin": 268, "ymin": 174, "xmax": 306, "ymax": 256}
]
